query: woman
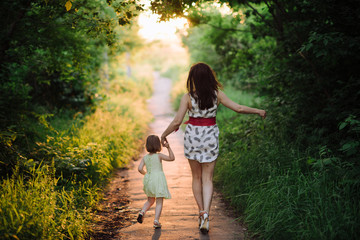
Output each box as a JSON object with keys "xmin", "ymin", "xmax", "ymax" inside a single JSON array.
[{"xmin": 161, "ymin": 62, "xmax": 266, "ymax": 233}]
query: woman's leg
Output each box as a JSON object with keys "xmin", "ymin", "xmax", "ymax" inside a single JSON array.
[
  {"xmin": 201, "ymin": 161, "xmax": 216, "ymax": 214},
  {"xmin": 142, "ymin": 197, "xmax": 155, "ymax": 213},
  {"xmin": 188, "ymin": 159, "xmax": 204, "ymax": 211},
  {"xmin": 154, "ymin": 197, "xmax": 164, "ymax": 222}
]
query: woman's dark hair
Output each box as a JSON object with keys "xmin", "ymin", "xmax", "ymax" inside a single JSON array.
[
  {"xmin": 146, "ymin": 135, "xmax": 161, "ymax": 153},
  {"xmin": 186, "ymin": 62, "xmax": 223, "ymax": 110}
]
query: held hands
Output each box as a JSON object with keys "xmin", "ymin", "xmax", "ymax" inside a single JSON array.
[
  {"xmin": 161, "ymin": 135, "xmax": 168, "ymax": 147},
  {"xmin": 163, "ymin": 141, "xmax": 170, "ymax": 148},
  {"xmin": 159, "ymin": 137, "xmax": 175, "ymax": 161}
]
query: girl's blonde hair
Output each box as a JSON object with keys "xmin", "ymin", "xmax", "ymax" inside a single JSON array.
[{"xmin": 146, "ymin": 135, "xmax": 161, "ymax": 153}]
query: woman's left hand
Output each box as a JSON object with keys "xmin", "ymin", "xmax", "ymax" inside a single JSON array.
[
  {"xmin": 259, "ymin": 110, "xmax": 266, "ymax": 119},
  {"xmin": 161, "ymin": 136, "xmax": 168, "ymax": 146}
]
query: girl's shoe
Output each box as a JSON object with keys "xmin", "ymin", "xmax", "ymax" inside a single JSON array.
[
  {"xmin": 200, "ymin": 211, "xmax": 209, "ymax": 233},
  {"xmin": 137, "ymin": 210, "xmax": 144, "ymax": 223},
  {"xmin": 199, "ymin": 211, "xmax": 207, "ymax": 227},
  {"xmin": 153, "ymin": 220, "xmax": 162, "ymax": 229}
]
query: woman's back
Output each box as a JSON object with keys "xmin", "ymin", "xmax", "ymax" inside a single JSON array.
[{"xmin": 188, "ymin": 94, "xmax": 217, "ymax": 118}]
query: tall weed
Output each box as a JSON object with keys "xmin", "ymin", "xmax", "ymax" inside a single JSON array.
[
  {"xmin": 0, "ymin": 166, "xmax": 91, "ymax": 239},
  {"xmin": 245, "ymin": 167, "xmax": 360, "ymax": 239}
]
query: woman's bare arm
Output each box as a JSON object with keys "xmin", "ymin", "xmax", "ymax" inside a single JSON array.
[
  {"xmin": 161, "ymin": 94, "xmax": 189, "ymax": 144},
  {"xmin": 218, "ymin": 91, "xmax": 266, "ymax": 118}
]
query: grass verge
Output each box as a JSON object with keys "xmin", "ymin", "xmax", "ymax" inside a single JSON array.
[
  {"xmin": 0, "ymin": 72, "xmax": 152, "ymax": 239},
  {"xmin": 215, "ymin": 95, "xmax": 360, "ymax": 239}
]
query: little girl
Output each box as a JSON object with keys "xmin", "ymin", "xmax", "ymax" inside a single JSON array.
[{"xmin": 137, "ymin": 135, "xmax": 175, "ymax": 228}]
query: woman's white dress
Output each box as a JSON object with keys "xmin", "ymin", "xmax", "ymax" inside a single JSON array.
[{"xmin": 184, "ymin": 94, "xmax": 219, "ymax": 163}]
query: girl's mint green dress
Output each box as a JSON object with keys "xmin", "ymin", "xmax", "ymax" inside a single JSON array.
[{"xmin": 143, "ymin": 154, "xmax": 171, "ymax": 199}]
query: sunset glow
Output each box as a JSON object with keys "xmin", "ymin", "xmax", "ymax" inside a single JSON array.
[{"xmin": 137, "ymin": 4, "xmax": 188, "ymax": 42}]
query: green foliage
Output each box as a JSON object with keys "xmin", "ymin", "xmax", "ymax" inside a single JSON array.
[
  {"xmin": 158, "ymin": 0, "xmax": 360, "ymax": 152},
  {"xmin": 0, "ymin": 72, "xmax": 152, "ymax": 238},
  {"xmin": 150, "ymin": 0, "xmax": 196, "ymax": 21},
  {"xmin": 338, "ymin": 115, "xmax": 360, "ymax": 160},
  {"xmin": 0, "ymin": 0, "xmax": 144, "ymax": 177},
  {"xmin": 234, "ymin": 0, "xmax": 360, "ymax": 152},
  {"xmin": 0, "ymin": 166, "xmax": 94, "ymax": 239},
  {"xmin": 0, "ymin": 0, "xmax": 151, "ymax": 236},
  {"xmin": 182, "ymin": 2, "xmax": 275, "ymax": 90},
  {"xmin": 245, "ymin": 168, "xmax": 360, "ymax": 239},
  {"xmin": 216, "ymin": 113, "xmax": 360, "ymax": 239}
]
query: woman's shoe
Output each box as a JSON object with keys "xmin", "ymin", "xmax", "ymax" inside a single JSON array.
[
  {"xmin": 200, "ymin": 212, "xmax": 209, "ymax": 233},
  {"xmin": 153, "ymin": 220, "xmax": 162, "ymax": 229},
  {"xmin": 137, "ymin": 210, "xmax": 144, "ymax": 223},
  {"xmin": 199, "ymin": 211, "xmax": 206, "ymax": 227}
]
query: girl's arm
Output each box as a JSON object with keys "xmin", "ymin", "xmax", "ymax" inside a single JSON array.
[
  {"xmin": 161, "ymin": 93, "xmax": 189, "ymax": 145},
  {"xmin": 158, "ymin": 145, "xmax": 175, "ymax": 162},
  {"xmin": 218, "ymin": 91, "xmax": 266, "ymax": 118},
  {"xmin": 138, "ymin": 157, "xmax": 146, "ymax": 175}
]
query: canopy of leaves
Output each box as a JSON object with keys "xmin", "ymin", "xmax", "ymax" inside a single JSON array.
[{"xmin": 150, "ymin": 0, "xmax": 195, "ymax": 20}]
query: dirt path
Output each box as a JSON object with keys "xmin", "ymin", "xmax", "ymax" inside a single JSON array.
[{"xmin": 91, "ymin": 73, "xmax": 246, "ymax": 240}]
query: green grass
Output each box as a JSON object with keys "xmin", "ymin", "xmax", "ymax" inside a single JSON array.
[
  {"xmin": 0, "ymin": 166, "xmax": 94, "ymax": 239},
  {"xmin": 244, "ymin": 167, "xmax": 359, "ymax": 239},
  {"xmin": 214, "ymin": 112, "xmax": 360, "ymax": 239}
]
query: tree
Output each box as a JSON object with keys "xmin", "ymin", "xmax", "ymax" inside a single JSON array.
[{"xmin": 0, "ymin": 0, "xmax": 143, "ymax": 177}]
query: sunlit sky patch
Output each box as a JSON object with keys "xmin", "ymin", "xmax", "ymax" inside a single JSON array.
[
  {"xmin": 137, "ymin": 1, "xmax": 233, "ymax": 42},
  {"xmin": 137, "ymin": 0, "xmax": 188, "ymax": 42}
]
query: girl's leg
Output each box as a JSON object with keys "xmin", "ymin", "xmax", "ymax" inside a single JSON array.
[
  {"xmin": 154, "ymin": 197, "xmax": 164, "ymax": 222},
  {"xmin": 142, "ymin": 197, "xmax": 155, "ymax": 213},
  {"xmin": 188, "ymin": 159, "xmax": 204, "ymax": 212},
  {"xmin": 201, "ymin": 161, "xmax": 216, "ymax": 214},
  {"xmin": 138, "ymin": 197, "xmax": 155, "ymax": 223}
]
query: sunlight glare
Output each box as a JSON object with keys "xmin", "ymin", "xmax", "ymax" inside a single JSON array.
[{"xmin": 137, "ymin": 3, "xmax": 188, "ymax": 42}]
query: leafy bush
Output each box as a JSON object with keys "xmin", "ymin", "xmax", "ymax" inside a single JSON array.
[
  {"xmin": 0, "ymin": 0, "xmax": 151, "ymax": 238},
  {"xmin": 0, "ymin": 64, "xmax": 152, "ymax": 239},
  {"xmin": 0, "ymin": 0, "xmax": 143, "ymax": 179}
]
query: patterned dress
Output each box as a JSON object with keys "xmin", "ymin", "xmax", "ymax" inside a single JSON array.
[
  {"xmin": 184, "ymin": 94, "xmax": 219, "ymax": 163},
  {"xmin": 143, "ymin": 153, "xmax": 171, "ymax": 199}
]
